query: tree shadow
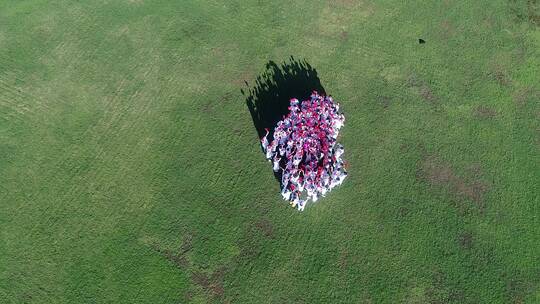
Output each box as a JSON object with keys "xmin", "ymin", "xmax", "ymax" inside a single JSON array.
[{"xmin": 241, "ymin": 56, "xmax": 326, "ymax": 141}]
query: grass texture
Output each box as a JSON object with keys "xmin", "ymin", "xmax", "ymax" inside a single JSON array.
[{"xmin": 0, "ymin": 0, "xmax": 539, "ymax": 303}]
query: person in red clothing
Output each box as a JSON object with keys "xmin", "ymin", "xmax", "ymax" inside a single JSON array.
[{"xmin": 259, "ymin": 91, "xmax": 346, "ymax": 211}]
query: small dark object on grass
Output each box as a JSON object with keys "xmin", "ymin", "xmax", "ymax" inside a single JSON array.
[{"xmin": 419, "ymin": 38, "xmax": 426, "ymax": 44}]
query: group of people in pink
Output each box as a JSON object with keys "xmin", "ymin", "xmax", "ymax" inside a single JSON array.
[{"xmin": 261, "ymin": 91, "xmax": 347, "ymax": 211}]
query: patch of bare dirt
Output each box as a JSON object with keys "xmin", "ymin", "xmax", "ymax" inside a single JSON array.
[{"xmin": 418, "ymin": 156, "xmax": 489, "ymax": 213}]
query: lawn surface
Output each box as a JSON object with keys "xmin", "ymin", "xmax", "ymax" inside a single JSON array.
[{"xmin": 0, "ymin": 0, "xmax": 539, "ymax": 303}]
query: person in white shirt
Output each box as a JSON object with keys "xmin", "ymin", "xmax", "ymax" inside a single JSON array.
[
  {"xmin": 272, "ymin": 155, "xmax": 281, "ymax": 172},
  {"xmin": 334, "ymin": 144, "xmax": 344, "ymax": 160},
  {"xmin": 281, "ymin": 187, "xmax": 291, "ymax": 200},
  {"xmin": 279, "ymin": 144, "xmax": 286, "ymax": 156},
  {"xmin": 265, "ymin": 144, "xmax": 274, "ymax": 160},
  {"xmin": 261, "ymin": 128, "xmax": 270, "ymax": 151},
  {"xmin": 297, "ymin": 199, "xmax": 306, "ymax": 211}
]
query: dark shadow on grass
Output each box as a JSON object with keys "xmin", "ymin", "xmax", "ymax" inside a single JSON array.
[
  {"xmin": 241, "ymin": 56, "xmax": 326, "ymax": 141},
  {"xmin": 241, "ymin": 56, "xmax": 325, "ymax": 183}
]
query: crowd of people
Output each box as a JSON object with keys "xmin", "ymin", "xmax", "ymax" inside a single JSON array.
[{"xmin": 261, "ymin": 91, "xmax": 347, "ymax": 211}]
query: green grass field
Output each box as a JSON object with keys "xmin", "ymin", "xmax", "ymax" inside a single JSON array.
[{"xmin": 1, "ymin": 0, "xmax": 539, "ymax": 303}]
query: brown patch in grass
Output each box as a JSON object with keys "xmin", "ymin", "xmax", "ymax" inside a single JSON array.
[
  {"xmin": 151, "ymin": 233, "xmax": 194, "ymax": 270},
  {"xmin": 201, "ymin": 102, "xmax": 214, "ymax": 113},
  {"xmin": 400, "ymin": 142, "xmax": 425, "ymax": 155},
  {"xmin": 192, "ymin": 266, "xmax": 227, "ymax": 299},
  {"xmin": 201, "ymin": 93, "xmax": 234, "ymax": 113},
  {"xmin": 506, "ymin": 279, "xmax": 525, "ymax": 304},
  {"xmin": 221, "ymin": 92, "xmax": 233, "ymax": 103},
  {"xmin": 233, "ymin": 69, "xmax": 255, "ymax": 87},
  {"xmin": 153, "ymin": 246, "xmax": 190, "ymax": 269},
  {"xmin": 183, "ymin": 290, "xmax": 194, "ymax": 302},
  {"xmin": 504, "ymin": 274, "xmax": 535, "ymax": 304},
  {"xmin": 181, "ymin": 233, "xmax": 194, "ymax": 253},
  {"xmin": 527, "ymin": 0, "xmax": 540, "ymax": 26},
  {"xmin": 458, "ymin": 232, "xmax": 473, "ymax": 250},
  {"xmin": 466, "ymin": 163, "xmax": 483, "ymax": 178},
  {"xmin": 396, "ymin": 199, "xmax": 414, "ymax": 219},
  {"xmin": 192, "ymin": 271, "xmax": 210, "ymax": 289},
  {"xmin": 236, "ymin": 227, "xmax": 262, "ymax": 262},
  {"xmin": 334, "ymin": 0, "xmax": 355, "ymax": 7},
  {"xmin": 418, "ymin": 156, "xmax": 489, "ymax": 213},
  {"xmin": 338, "ymin": 250, "xmax": 349, "ymax": 270},
  {"xmin": 176, "ymin": 255, "xmax": 190, "ymax": 268},
  {"xmin": 426, "ymin": 270, "xmax": 466, "ymax": 303},
  {"xmin": 490, "ymin": 65, "xmax": 512, "ymax": 86},
  {"xmin": 408, "ymin": 74, "xmax": 438, "ymax": 103},
  {"xmin": 399, "ymin": 143, "xmax": 409, "ymax": 152},
  {"xmin": 474, "ymin": 105, "xmax": 498, "ymax": 118},
  {"xmin": 254, "ymin": 218, "xmax": 274, "ymax": 238},
  {"xmin": 399, "ymin": 206, "xmax": 410, "ymax": 218},
  {"xmin": 513, "ymin": 86, "xmax": 539, "ymax": 106},
  {"xmin": 407, "ymin": 74, "xmax": 423, "ymax": 87},
  {"xmin": 419, "ymin": 86, "xmax": 437, "ymax": 102},
  {"xmin": 235, "ymin": 218, "xmax": 277, "ymax": 264},
  {"xmin": 379, "ymin": 96, "xmax": 391, "ymax": 108},
  {"xmin": 458, "ymin": 181, "xmax": 489, "ymax": 208},
  {"xmin": 513, "ymin": 87, "xmax": 530, "ymax": 105},
  {"xmin": 340, "ymin": 30, "xmax": 349, "ymax": 41},
  {"xmin": 210, "ymin": 266, "xmax": 226, "ymax": 297},
  {"xmin": 511, "ymin": 0, "xmax": 540, "ymax": 26},
  {"xmin": 439, "ymin": 20, "xmax": 456, "ymax": 40},
  {"xmin": 328, "ymin": 0, "xmax": 376, "ymax": 19},
  {"xmin": 237, "ymin": 240, "xmax": 261, "ymax": 261}
]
